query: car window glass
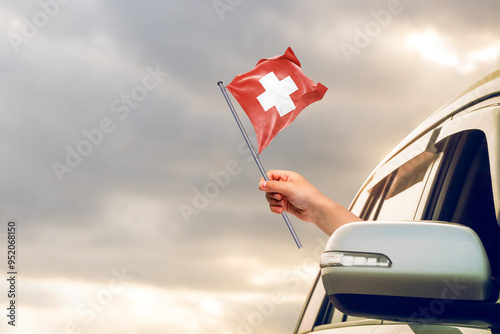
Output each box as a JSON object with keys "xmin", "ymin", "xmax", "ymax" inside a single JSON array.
[
  {"xmin": 374, "ymin": 152, "xmax": 435, "ymax": 221},
  {"xmin": 424, "ymin": 131, "xmax": 500, "ymax": 301},
  {"xmin": 359, "ymin": 176, "xmax": 390, "ymax": 220}
]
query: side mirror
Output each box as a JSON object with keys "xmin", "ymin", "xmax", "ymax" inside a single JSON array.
[{"xmin": 320, "ymin": 221, "xmax": 499, "ymax": 327}]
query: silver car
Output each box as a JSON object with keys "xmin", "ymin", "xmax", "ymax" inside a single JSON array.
[{"xmin": 294, "ymin": 69, "xmax": 500, "ymax": 333}]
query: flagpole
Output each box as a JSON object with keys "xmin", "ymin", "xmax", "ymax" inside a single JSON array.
[{"xmin": 217, "ymin": 81, "xmax": 302, "ymax": 249}]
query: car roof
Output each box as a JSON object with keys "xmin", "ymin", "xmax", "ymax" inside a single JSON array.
[{"xmin": 357, "ymin": 68, "xmax": 500, "ymax": 195}]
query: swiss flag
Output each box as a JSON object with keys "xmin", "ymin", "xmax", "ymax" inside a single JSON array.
[{"xmin": 227, "ymin": 47, "xmax": 327, "ymax": 153}]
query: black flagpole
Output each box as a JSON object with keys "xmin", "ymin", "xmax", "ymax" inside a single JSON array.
[{"xmin": 217, "ymin": 81, "xmax": 302, "ymax": 249}]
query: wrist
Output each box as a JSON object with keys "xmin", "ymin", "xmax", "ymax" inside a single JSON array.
[
  {"xmin": 312, "ymin": 196, "xmax": 360, "ymax": 236},
  {"xmin": 311, "ymin": 195, "xmax": 338, "ymax": 235}
]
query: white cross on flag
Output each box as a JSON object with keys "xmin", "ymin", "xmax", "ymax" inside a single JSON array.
[
  {"xmin": 257, "ymin": 72, "xmax": 298, "ymax": 117},
  {"xmin": 226, "ymin": 47, "xmax": 328, "ymax": 153}
]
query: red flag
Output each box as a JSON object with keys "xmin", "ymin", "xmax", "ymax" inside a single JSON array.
[{"xmin": 226, "ymin": 47, "xmax": 327, "ymax": 153}]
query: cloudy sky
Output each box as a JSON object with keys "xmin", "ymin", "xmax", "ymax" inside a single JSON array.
[{"xmin": 1, "ymin": 1, "xmax": 500, "ymax": 333}]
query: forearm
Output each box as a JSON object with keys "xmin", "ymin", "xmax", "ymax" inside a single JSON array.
[{"xmin": 312, "ymin": 196, "xmax": 361, "ymax": 236}]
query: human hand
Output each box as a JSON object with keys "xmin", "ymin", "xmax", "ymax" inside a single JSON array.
[
  {"xmin": 258, "ymin": 170, "xmax": 361, "ymax": 236},
  {"xmin": 258, "ymin": 170, "xmax": 328, "ymax": 223}
]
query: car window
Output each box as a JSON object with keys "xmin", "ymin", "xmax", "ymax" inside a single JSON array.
[
  {"xmin": 354, "ymin": 129, "xmax": 439, "ymax": 221},
  {"xmin": 359, "ymin": 150, "xmax": 435, "ymax": 221},
  {"xmin": 375, "ymin": 151, "xmax": 434, "ymax": 221},
  {"xmin": 424, "ymin": 130, "xmax": 500, "ymax": 301}
]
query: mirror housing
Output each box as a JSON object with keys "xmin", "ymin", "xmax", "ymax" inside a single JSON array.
[{"xmin": 320, "ymin": 221, "xmax": 499, "ymax": 327}]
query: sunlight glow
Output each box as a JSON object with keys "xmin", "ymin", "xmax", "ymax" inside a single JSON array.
[
  {"xmin": 405, "ymin": 29, "xmax": 500, "ymax": 73},
  {"xmin": 406, "ymin": 30, "xmax": 460, "ymax": 67},
  {"xmin": 200, "ymin": 299, "xmax": 224, "ymax": 315}
]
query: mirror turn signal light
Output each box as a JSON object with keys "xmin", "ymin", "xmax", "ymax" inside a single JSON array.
[{"xmin": 320, "ymin": 251, "xmax": 392, "ymax": 268}]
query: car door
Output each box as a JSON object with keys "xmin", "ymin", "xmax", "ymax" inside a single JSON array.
[
  {"xmin": 295, "ymin": 133, "xmax": 441, "ymax": 332},
  {"xmin": 294, "ymin": 104, "xmax": 500, "ymax": 333},
  {"xmin": 421, "ymin": 105, "xmax": 500, "ymax": 305}
]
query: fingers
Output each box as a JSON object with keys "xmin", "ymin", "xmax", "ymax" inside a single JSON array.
[
  {"xmin": 266, "ymin": 170, "xmax": 293, "ymax": 182},
  {"xmin": 269, "ymin": 205, "xmax": 284, "ymax": 214},
  {"xmin": 259, "ymin": 170, "xmax": 304, "ymax": 216},
  {"xmin": 261, "ymin": 172, "xmax": 292, "ymax": 216},
  {"xmin": 259, "ymin": 170, "xmax": 294, "ymax": 207},
  {"xmin": 266, "ymin": 193, "xmax": 285, "ymax": 215},
  {"xmin": 259, "ymin": 178, "xmax": 293, "ymax": 197},
  {"xmin": 265, "ymin": 192, "xmax": 282, "ymax": 204}
]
